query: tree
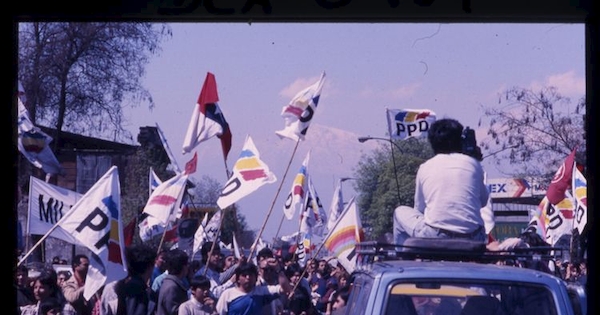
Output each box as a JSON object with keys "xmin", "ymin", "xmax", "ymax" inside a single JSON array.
[
  {"xmin": 353, "ymin": 139, "xmax": 433, "ymax": 240},
  {"xmin": 189, "ymin": 175, "xmax": 256, "ymax": 249},
  {"xmin": 480, "ymin": 86, "xmax": 586, "ymax": 181},
  {"xmin": 18, "ymin": 22, "xmax": 172, "ymax": 143}
]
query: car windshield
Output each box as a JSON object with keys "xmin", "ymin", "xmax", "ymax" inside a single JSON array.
[{"xmin": 384, "ymin": 280, "xmax": 558, "ymax": 315}]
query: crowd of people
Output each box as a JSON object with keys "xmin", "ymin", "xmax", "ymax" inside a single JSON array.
[{"xmin": 15, "ymin": 241, "xmax": 352, "ymax": 315}]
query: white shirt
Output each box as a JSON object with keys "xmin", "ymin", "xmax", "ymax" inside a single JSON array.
[{"xmin": 415, "ymin": 153, "xmax": 488, "ymax": 233}]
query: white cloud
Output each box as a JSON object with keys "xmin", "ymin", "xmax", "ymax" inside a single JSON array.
[{"xmin": 529, "ymin": 70, "xmax": 585, "ymax": 98}]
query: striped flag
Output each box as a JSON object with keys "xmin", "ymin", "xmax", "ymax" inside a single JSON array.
[
  {"xmin": 324, "ymin": 197, "xmax": 364, "ymax": 273},
  {"xmin": 283, "ymin": 151, "xmax": 310, "ymax": 220},
  {"xmin": 216, "ymin": 135, "xmax": 276, "ymax": 209},
  {"xmin": 275, "ymin": 72, "xmax": 326, "ymax": 141},
  {"xmin": 57, "ymin": 166, "xmax": 127, "ymax": 299},
  {"xmin": 142, "ymin": 172, "xmax": 188, "ymax": 225}
]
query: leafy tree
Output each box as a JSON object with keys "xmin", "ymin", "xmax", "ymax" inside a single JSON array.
[
  {"xmin": 353, "ymin": 139, "xmax": 433, "ymax": 240},
  {"xmin": 480, "ymin": 86, "xmax": 586, "ymax": 181},
  {"xmin": 189, "ymin": 175, "xmax": 256, "ymax": 249},
  {"xmin": 18, "ymin": 22, "xmax": 172, "ymax": 143}
]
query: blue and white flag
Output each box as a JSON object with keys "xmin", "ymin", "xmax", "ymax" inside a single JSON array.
[{"xmin": 149, "ymin": 167, "xmax": 163, "ymax": 198}]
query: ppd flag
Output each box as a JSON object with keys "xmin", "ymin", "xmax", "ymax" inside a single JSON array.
[
  {"xmin": 572, "ymin": 167, "xmax": 587, "ymax": 234},
  {"xmin": 57, "ymin": 166, "xmax": 127, "ymax": 299},
  {"xmin": 386, "ymin": 108, "xmax": 436, "ymax": 140},
  {"xmin": 276, "ymin": 72, "xmax": 325, "ymax": 142},
  {"xmin": 217, "ymin": 135, "xmax": 277, "ymax": 209},
  {"xmin": 283, "ymin": 151, "xmax": 310, "ymax": 220}
]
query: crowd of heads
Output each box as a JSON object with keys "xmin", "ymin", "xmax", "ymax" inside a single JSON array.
[{"xmin": 16, "ymin": 241, "xmax": 354, "ymax": 315}]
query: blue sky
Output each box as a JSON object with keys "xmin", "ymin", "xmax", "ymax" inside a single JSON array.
[{"xmin": 123, "ymin": 23, "xmax": 585, "ymax": 242}]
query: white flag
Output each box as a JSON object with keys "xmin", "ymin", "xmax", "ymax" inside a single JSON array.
[
  {"xmin": 232, "ymin": 234, "xmax": 242, "ymax": 259},
  {"xmin": 143, "ymin": 172, "xmax": 188, "ymax": 225},
  {"xmin": 305, "ymin": 176, "xmax": 327, "ymax": 237},
  {"xmin": 572, "ymin": 167, "xmax": 587, "ymax": 234},
  {"xmin": 283, "ymin": 151, "xmax": 310, "ymax": 220},
  {"xmin": 386, "ymin": 108, "xmax": 436, "ymax": 141},
  {"xmin": 57, "ymin": 166, "xmax": 127, "ymax": 299},
  {"xmin": 327, "ymin": 179, "xmax": 344, "ymax": 233},
  {"xmin": 27, "ymin": 176, "xmax": 82, "ymax": 244},
  {"xmin": 17, "ymin": 97, "xmax": 63, "ymax": 176},
  {"xmin": 217, "ymin": 136, "xmax": 276, "ymax": 209},
  {"xmin": 191, "ymin": 213, "xmax": 209, "ymax": 256},
  {"xmin": 275, "ymin": 72, "xmax": 325, "ymax": 141}
]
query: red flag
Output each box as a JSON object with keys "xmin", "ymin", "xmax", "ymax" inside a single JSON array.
[
  {"xmin": 184, "ymin": 152, "xmax": 198, "ymax": 175},
  {"xmin": 123, "ymin": 218, "xmax": 136, "ymax": 247},
  {"xmin": 182, "ymin": 72, "xmax": 232, "ymax": 161},
  {"xmin": 546, "ymin": 148, "xmax": 577, "ymax": 205}
]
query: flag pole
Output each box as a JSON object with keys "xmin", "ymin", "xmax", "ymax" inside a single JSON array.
[{"xmin": 247, "ymin": 138, "xmax": 301, "ymax": 263}]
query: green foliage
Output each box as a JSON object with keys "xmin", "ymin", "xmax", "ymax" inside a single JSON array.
[
  {"xmin": 480, "ymin": 86, "xmax": 586, "ymax": 181},
  {"xmin": 353, "ymin": 139, "xmax": 433, "ymax": 240}
]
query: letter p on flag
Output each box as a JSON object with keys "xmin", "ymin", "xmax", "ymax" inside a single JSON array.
[{"xmin": 58, "ymin": 166, "xmax": 122, "ymax": 255}]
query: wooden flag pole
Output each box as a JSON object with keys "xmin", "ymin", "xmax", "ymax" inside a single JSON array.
[{"xmin": 247, "ymin": 138, "xmax": 301, "ymax": 263}]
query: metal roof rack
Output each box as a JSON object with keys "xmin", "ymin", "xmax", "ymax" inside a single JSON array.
[{"xmin": 355, "ymin": 239, "xmax": 563, "ymax": 269}]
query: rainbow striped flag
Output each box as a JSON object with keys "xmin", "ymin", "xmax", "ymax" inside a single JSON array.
[{"xmin": 324, "ymin": 197, "xmax": 363, "ymax": 272}]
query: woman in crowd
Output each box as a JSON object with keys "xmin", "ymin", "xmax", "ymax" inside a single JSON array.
[{"xmin": 19, "ymin": 269, "xmax": 77, "ymax": 315}]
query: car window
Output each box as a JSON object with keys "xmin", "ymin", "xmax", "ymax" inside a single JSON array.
[{"xmin": 384, "ymin": 280, "xmax": 558, "ymax": 315}]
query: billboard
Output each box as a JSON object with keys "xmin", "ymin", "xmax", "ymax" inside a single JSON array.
[{"xmin": 487, "ymin": 178, "xmax": 547, "ymax": 199}]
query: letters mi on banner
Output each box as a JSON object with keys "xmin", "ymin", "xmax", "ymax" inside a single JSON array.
[{"xmin": 27, "ymin": 176, "xmax": 83, "ymax": 244}]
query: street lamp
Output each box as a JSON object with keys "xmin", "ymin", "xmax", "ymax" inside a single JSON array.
[{"xmin": 357, "ymin": 136, "xmax": 402, "ymax": 204}]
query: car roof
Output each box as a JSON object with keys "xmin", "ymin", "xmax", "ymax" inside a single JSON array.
[{"xmin": 355, "ymin": 259, "xmax": 564, "ymax": 286}]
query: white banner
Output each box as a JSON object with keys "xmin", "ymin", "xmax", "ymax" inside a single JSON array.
[{"xmin": 27, "ymin": 176, "xmax": 82, "ymax": 244}]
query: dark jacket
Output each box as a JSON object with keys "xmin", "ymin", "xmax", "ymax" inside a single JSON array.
[
  {"xmin": 155, "ymin": 275, "xmax": 188, "ymax": 315},
  {"xmin": 100, "ymin": 276, "xmax": 152, "ymax": 315}
]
